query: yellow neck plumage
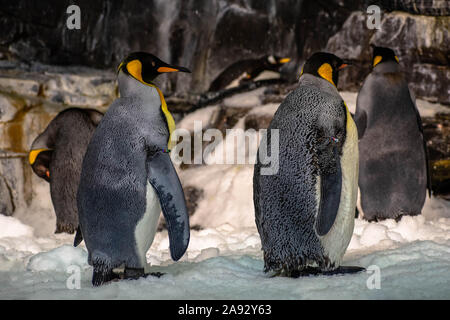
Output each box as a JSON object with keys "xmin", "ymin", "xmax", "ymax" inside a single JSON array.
[
  {"xmin": 317, "ymin": 63, "xmax": 335, "ymax": 87},
  {"xmin": 121, "ymin": 59, "xmax": 175, "ymax": 150}
]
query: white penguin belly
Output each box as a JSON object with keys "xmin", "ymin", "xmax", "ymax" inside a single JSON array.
[
  {"xmin": 134, "ymin": 183, "xmax": 161, "ymax": 272},
  {"xmin": 318, "ymin": 111, "xmax": 359, "ymax": 267}
]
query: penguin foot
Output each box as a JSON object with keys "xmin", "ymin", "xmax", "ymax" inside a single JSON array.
[
  {"xmin": 124, "ymin": 267, "xmax": 145, "ymax": 280},
  {"xmin": 267, "ymin": 266, "xmax": 366, "ymax": 278},
  {"xmin": 144, "ymin": 272, "xmax": 165, "ymax": 278},
  {"xmin": 321, "ymin": 266, "xmax": 366, "ymax": 275}
]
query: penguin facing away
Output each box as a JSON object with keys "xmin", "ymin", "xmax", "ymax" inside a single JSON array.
[
  {"xmin": 76, "ymin": 52, "xmax": 191, "ymax": 286},
  {"xmin": 354, "ymin": 46, "xmax": 431, "ymax": 221},
  {"xmin": 254, "ymin": 52, "xmax": 363, "ymax": 276},
  {"xmin": 208, "ymin": 55, "xmax": 291, "ymax": 92},
  {"xmin": 29, "ymin": 108, "xmax": 103, "ymax": 234}
]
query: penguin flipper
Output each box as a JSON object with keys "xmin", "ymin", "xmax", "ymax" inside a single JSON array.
[
  {"xmin": 147, "ymin": 151, "xmax": 190, "ymax": 261},
  {"xmin": 316, "ymin": 152, "xmax": 342, "ymax": 236},
  {"xmin": 409, "ymin": 88, "xmax": 432, "ymax": 197},
  {"xmin": 353, "ymin": 109, "xmax": 367, "ymax": 140},
  {"xmin": 73, "ymin": 226, "xmax": 83, "ymax": 247}
]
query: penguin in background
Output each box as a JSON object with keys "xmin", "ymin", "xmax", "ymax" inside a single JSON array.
[
  {"xmin": 354, "ymin": 46, "xmax": 431, "ymax": 221},
  {"xmin": 253, "ymin": 52, "xmax": 363, "ymax": 277},
  {"xmin": 29, "ymin": 108, "xmax": 103, "ymax": 234},
  {"xmin": 208, "ymin": 55, "xmax": 291, "ymax": 92},
  {"xmin": 76, "ymin": 52, "xmax": 191, "ymax": 286}
]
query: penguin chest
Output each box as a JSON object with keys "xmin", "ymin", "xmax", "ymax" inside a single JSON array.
[
  {"xmin": 318, "ymin": 114, "xmax": 359, "ymax": 267},
  {"xmin": 134, "ymin": 183, "xmax": 162, "ymax": 268}
]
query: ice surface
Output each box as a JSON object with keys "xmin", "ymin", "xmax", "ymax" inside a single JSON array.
[
  {"xmin": 1, "ymin": 182, "xmax": 449, "ymax": 299},
  {"xmin": 0, "ymin": 91, "xmax": 449, "ymax": 299}
]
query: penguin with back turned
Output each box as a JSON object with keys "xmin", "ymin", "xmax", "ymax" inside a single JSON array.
[
  {"xmin": 354, "ymin": 46, "xmax": 431, "ymax": 221},
  {"xmin": 76, "ymin": 52, "xmax": 191, "ymax": 286},
  {"xmin": 253, "ymin": 52, "xmax": 363, "ymax": 276},
  {"xmin": 29, "ymin": 108, "xmax": 103, "ymax": 234}
]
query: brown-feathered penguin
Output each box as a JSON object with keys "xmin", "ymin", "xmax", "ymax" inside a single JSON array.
[
  {"xmin": 29, "ymin": 108, "xmax": 103, "ymax": 234},
  {"xmin": 354, "ymin": 46, "xmax": 431, "ymax": 221},
  {"xmin": 77, "ymin": 52, "xmax": 191, "ymax": 286},
  {"xmin": 253, "ymin": 52, "xmax": 363, "ymax": 277},
  {"xmin": 208, "ymin": 55, "xmax": 290, "ymax": 92}
]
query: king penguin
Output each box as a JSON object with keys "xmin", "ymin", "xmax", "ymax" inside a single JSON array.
[
  {"xmin": 253, "ymin": 52, "xmax": 362, "ymax": 276},
  {"xmin": 354, "ymin": 46, "xmax": 431, "ymax": 221},
  {"xmin": 208, "ymin": 55, "xmax": 291, "ymax": 92},
  {"xmin": 29, "ymin": 108, "xmax": 103, "ymax": 234},
  {"xmin": 76, "ymin": 52, "xmax": 191, "ymax": 286}
]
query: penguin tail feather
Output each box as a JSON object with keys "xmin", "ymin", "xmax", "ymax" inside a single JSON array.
[
  {"xmin": 73, "ymin": 226, "xmax": 83, "ymax": 247},
  {"xmin": 91, "ymin": 253, "xmax": 113, "ymax": 286}
]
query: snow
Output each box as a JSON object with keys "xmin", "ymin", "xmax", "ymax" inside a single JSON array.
[
  {"xmin": 1, "ymin": 178, "xmax": 449, "ymax": 299},
  {"xmin": 0, "ymin": 90, "xmax": 449, "ymax": 299}
]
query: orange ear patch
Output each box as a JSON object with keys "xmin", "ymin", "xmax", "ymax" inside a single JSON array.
[
  {"xmin": 373, "ymin": 55, "xmax": 382, "ymax": 67},
  {"xmin": 318, "ymin": 63, "xmax": 335, "ymax": 86},
  {"xmin": 126, "ymin": 60, "xmax": 144, "ymax": 82}
]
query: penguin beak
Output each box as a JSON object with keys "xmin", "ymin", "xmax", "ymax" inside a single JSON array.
[
  {"xmin": 278, "ymin": 58, "xmax": 291, "ymax": 64},
  {"xmin": 338, "ymin": 60, "xmax": 352, "ymax": 70},
  {"xmin": 157, "ymin": 64, "xmax": 191, "ymax": 74}
]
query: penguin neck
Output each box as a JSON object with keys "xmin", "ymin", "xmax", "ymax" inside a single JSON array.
[
  {"xmin": 299, "ymin": 73, "xmax": 339, "ymax": 96},
  {"xmin": 373, "ymin": 61, "xmax": 400, "ymax": 74},
  {"xmin": 118, "ymin": 71, "xmax": 161, "ymax": 104}
]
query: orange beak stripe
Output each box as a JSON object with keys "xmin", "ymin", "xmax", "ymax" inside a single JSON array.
[
  {"xmin": 338, "ymin": 64, "xmax": 348, "ymax": 70},
  {"xmin": 157, "ymin": 67, "xmax": 179, "ymax": 73}
]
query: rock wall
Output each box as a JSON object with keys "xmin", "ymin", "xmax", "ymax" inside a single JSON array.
[{"xmin": 0, "ymin": 0, "xmax": 367, "ymax": 93}]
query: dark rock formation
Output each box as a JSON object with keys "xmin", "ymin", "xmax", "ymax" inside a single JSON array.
[
  {"xmin": 423, "ymin": 113, "xmax": 450, "ymax": 198},
  {"xmin": 0, "ymin": 0, "xmax": 367, "ymax": 94},
  {"xmin": 369, "ymin": 0, "xmax": 450, "ymax": 16},
  {"xmin": 0, "ymin": 172, "xmax": 14, "ymax": 216}
]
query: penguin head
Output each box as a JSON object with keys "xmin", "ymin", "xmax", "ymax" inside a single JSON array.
[
  {"xmin": 372, "ymin": 46, "xmax": 399, "ymax": 67},
  {"xmin": 117, "ymin": 52, "xmax": 191, "ymax": 85},
  {"xmin": 301, "ymin": 52, "xmax": 349, "ymax": 87},
  {"xmin": 266, "ymin": 55, "xmax": 291, "ymax": 67}
]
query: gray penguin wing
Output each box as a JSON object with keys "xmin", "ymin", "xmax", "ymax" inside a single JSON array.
[
  {"xmin": 316, "ymin": 147, "xmax": 342, "ymax": 236},
  {"xmin": 354, "ymin": 88, "xmax": 368, "ymax": 139},
  {"xmin": 147, "ymin": 151, "xmax": 190, "ymax": 261},
  {"xmin": 408, "ymin": 89, "xmax": 432, "ymax": 197},
  {"xmin": 353, "ymin": 108, "xmax": 367, "ymax": 140}
]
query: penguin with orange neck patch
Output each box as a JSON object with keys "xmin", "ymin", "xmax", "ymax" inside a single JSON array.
[
  {"xmin": 208, "ymin": 55, "xmax": 291, "ymax": 92},
  {"xmin": 77, "ymin": 52, "xmax": 191, "ymax": 286},
  {"xmin": 29, "ymin": 108, "xmax": 103, "ymax": 234},
  {"xmin": 253, "ymin": 52, "xmax": 362, "ymax": 276}
]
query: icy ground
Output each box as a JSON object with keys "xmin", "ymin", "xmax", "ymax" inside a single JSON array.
[
  {"xmin": 0, "ymin": 91, "xmax": 449, "ymax": 299},
  {"xmin": 0, "ymin": 196, "xmax": 449, "ymax": 299}
]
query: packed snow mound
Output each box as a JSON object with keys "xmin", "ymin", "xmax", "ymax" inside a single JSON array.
[
  {"xmin": 179, "ymin": 165, "xmax": 256, "ymax": 229},
  {"xmin": 0, "ymin": 215, "xmax": 33, "ymax": 239},
  {"xmin": 27, "ymin": 245, "xmax": 88, "ymax": 272}
]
